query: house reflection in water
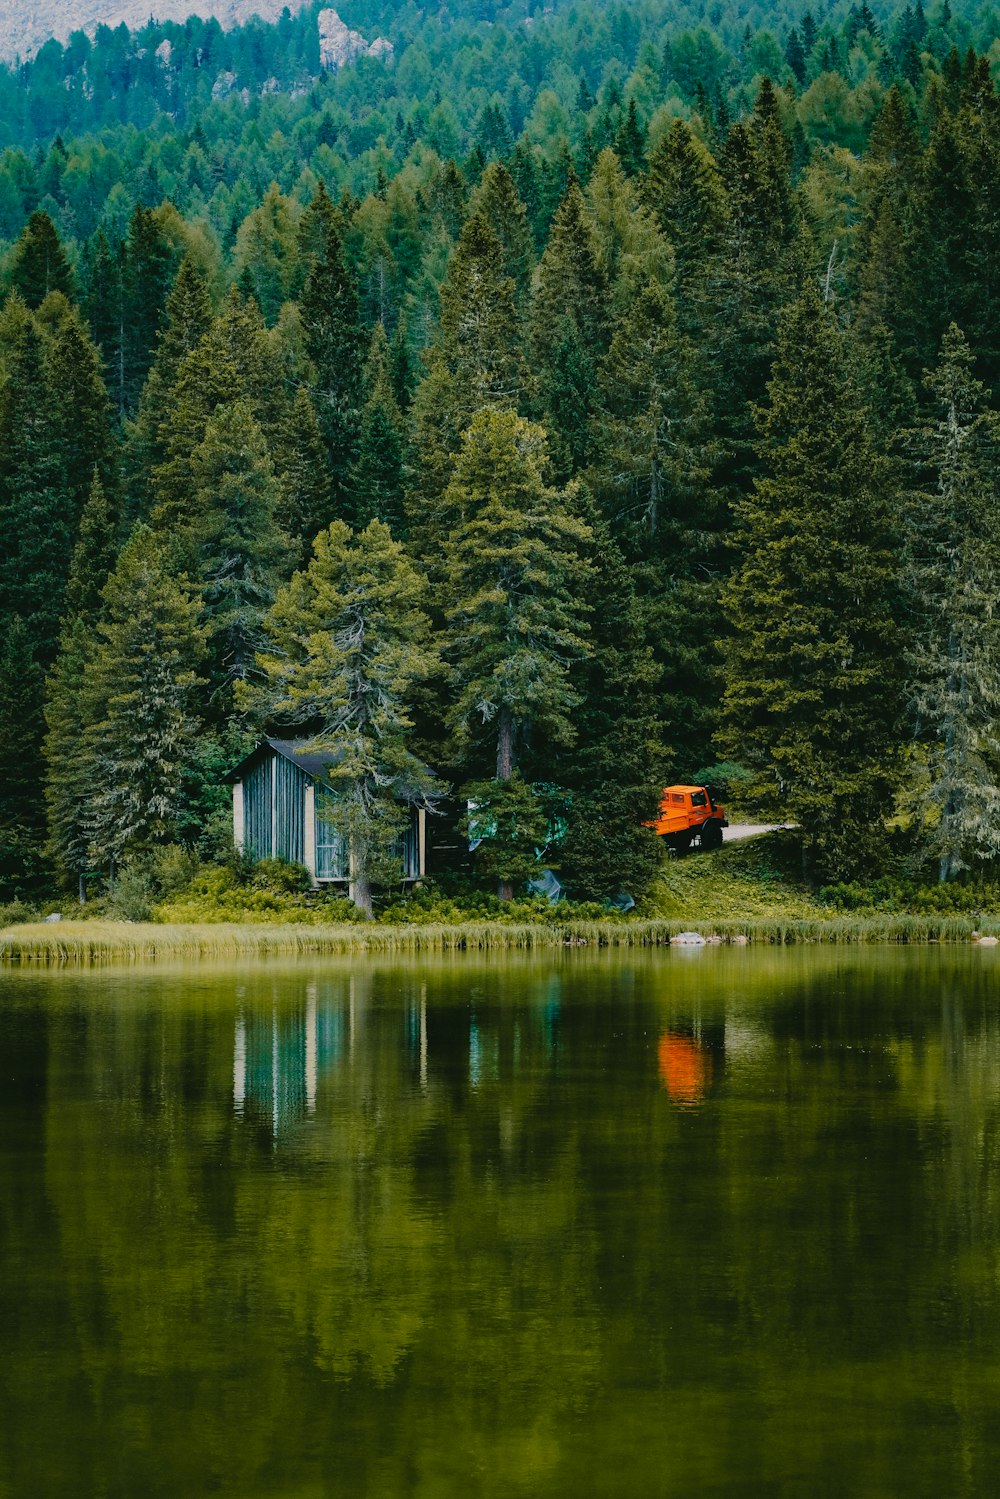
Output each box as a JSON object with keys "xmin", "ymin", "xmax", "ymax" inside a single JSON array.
[{"xmin": 234, "ymin": 984, "xmax": 348, "ymax": 1135}]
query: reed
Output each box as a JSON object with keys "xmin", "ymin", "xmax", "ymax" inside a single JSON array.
[{"xmin": 2, "ymin": 913, "xmax": 999, "ymax": 965}]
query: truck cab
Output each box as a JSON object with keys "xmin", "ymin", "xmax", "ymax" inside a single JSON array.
[{"xmin": 651, "ymin": 785, "xmax": 728, "ymax": 853}]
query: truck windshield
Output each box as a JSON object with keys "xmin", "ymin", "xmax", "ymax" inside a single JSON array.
[{"xmin": 691, "ymin": 792, "xmax": 707, "ymax": 807}]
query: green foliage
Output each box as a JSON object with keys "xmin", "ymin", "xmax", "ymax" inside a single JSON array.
[
  {"xmin": 245, "ymin": 518, "xmax": 441, "ymax": 915},
  {"xmin": 721, "ymin": 281, "xmax": 905, "ymax": 881}
]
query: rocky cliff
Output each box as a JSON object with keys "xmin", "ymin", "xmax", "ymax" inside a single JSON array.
[
  {"xmin": 318, "ymin": 7, "xmax": 392, "ymax": 70},
  {"xmin": 0, "ymin": 0, "xmax": 315, "ymax": 61}
]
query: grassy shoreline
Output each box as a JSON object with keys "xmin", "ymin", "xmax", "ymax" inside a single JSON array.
[{"xmin": 3, "ymin": 912, "xmax": 1000, "ymax": 964}]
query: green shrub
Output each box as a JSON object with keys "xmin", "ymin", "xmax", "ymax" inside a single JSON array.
[
  {"xmin": 252, "ymin": 858, "xmax": 313, "ymax": 894},
  {"xmin": 108, "ymin": 864, "xmax": 156, "ymax": 922},
  {"xmin": 0, "ymin": 898, "xmax": 36, "ymax": 927}
]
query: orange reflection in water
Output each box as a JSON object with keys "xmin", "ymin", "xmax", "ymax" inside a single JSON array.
[{"xmin": 658, "ymin": 1032, "xmax": 711, "ymax": 1105}]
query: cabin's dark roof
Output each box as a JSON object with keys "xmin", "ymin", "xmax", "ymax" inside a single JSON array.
[{"xmin": 227, "ymin": 738, "xmax": 342, "ymax": 783}]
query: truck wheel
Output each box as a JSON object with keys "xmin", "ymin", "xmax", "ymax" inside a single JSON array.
[
  {"xmin": 664, "ymin": 832, "xmax": 691, "ymax": 858},
  {"xmin": 700, "ymin": 820, "xmax": 724, "ymax": 851}
]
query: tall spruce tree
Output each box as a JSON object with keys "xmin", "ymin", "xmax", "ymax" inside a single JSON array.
[
  {"xmin": 189, "ymin": 399, "xmax": 293, "ymax": 718},
  {"xmin": 9, "ymin": 212, "xmax": 75, "ymax": 309},
  {"xmin": 531, "ymin": 179, "xmax": 609, "ymax": 474},
  {"xmin": 443, "ymin": 409, "xmax": 592, "ymax": 897},
  {"xmin": 0, "ymin": 315, "xmax": 73, "ymax": 667},
  {"xmin": 245, "ymin": 520, "xmax": 441, "ymax": 918},
  {"xmin": 44, "ymin": 618, "xmax": 97, "ymax": 899},
  {"xmin": 125, "ymin": 256, "xmax": 214, "ymax": 521},
  {"xmin": 906, "ymin": 325, "xmax": 1000, "ymax": 879},
  {"xmin": 82, "ymin": 526, "xmax": 206, "ymax": 872},
  {"xmin": 408, "ymin": 213, "xmax": 530, "ymax": 552},
  {"xmin": 300, "ymin": 222, "xmax": 365, "ymax": 527},
  {"xmin": 276, "ymin": 386, "xmax": 335, "ymax": 565},
  {"xmin": 0, "ymin": 616, "xmax": 47, "ymax": 897},
  {"xmin": 353, "ymin": 324, "xmax": 407, "ymax": 533},
  {"xmin": 720, "ymin": 281, "xmax": 904, "ymax": 880}
]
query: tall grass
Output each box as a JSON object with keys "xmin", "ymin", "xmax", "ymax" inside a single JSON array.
[{"xmin": 2, "ymin": 914, "xmax": 999, "ymax": 965}]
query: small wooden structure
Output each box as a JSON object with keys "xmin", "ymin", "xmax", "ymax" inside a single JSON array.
[{"xmin": 229, "ymin": 739, "xmax": 426, "ymax": 890}]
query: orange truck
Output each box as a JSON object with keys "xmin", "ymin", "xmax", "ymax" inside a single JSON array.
[{"xmin": 651, "ymin": 785, "xmax": 727, "ymax": 854}]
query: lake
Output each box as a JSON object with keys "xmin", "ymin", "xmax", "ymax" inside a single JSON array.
[{"xmin": 2, "ymin": 947, "xmax": 1000, "ymax": 1497}]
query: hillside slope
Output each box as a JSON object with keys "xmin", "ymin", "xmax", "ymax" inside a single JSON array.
[{"xmin": 0, "ymin": 0, "xmax": 314, "ymax": 59}]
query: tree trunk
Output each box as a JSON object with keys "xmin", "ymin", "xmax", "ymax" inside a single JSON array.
[
  {"xmin": 496, "ymin": 705, "xmax": 513, "ymax": 781},
  {"xmin": 78, "ymin": 871, "xmax": 86, "ymax": 906},
  {"xmin": 353, "ymin": 867, "xmax": 374, "ymax": 920}
]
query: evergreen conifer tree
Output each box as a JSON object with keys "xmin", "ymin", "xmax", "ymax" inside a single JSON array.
[
  {"xmin": 276, "ymin": 386, "xmax": 334, "ymax": 565},
  {"xmin": 443, "ymin": 409, "xmax": 593, "ymax": 897},
  {"xmin": 643, "ymin": 120, "xmax": 726, "ymax": 338},
  {"xmin": 353, "ymin": 324, "xmax": 406, "ymax": 532},
  {"xmin": 468, "ymin": 162, "xmax": 534, "ymax": 307},
  {"xmin": 64, "ymin": 469, "xmax": 120, "ymax": 625},
  {"xmin": 0, "ymin": 317, "xmax": 73, "ymax": 666},
  {"xmin": 44, "ymin": 617, "xmax": 97, "ymax": 898},
  {"xmin": 82, "ymin": 526, "xmax": 206, "ymax": 872},
  {"xmin": 531, "ymin": 181, "xmax": 609, "ymax": 475},
  {"xmin": 720, "ymin": 282, "xmax": 904, "ymax": 879},
  {"xmin": 188, "ymin": 399, "xmax": 293, "ymax": 717},
  {"xmin": 0, "ymin": 616, "xmax": 47, "ymax": 896},
  {"xmin": 246, "ymin": 520, "xmax": 441, "ymax": 917},
  {"xmin": 9, "ymin": 212, "xmax": 75, "ymax": 308},
  {"xmin": 300, "ymin": 222, "xmax": 365, "ymax": 526},
  {"xmin": 408, "ymin": 214, "xmax": 530, "ymax": 549},
  {"xmin": 906, "ymin": 325, "xmax": 1000, "ymax": 879}
]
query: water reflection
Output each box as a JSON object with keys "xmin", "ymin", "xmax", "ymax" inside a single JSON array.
[{"xmin": 3, "ymin": 949, "xmax": 1000, "ymax": 1498}]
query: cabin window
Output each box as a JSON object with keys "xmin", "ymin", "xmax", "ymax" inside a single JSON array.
[
  {"xmin": 671, "ymin": 793, "xmax": 685, "ymax": 804},
  {"xmin": 691, "ymin": 792, "xmax": 707, "ymax": 808},
  {"xmin": 315, "ymin": 786, "xmax": 350, "ymax": 881}
]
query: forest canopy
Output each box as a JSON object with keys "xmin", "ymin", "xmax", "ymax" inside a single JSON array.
[{"xmin": 1, "ymin": 0, "xmax": 999, "ymax": 910}]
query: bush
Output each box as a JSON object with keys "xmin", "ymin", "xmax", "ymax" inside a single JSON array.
[
  {"xmin": 108, "ymin": 864, "xmax": 156, "ymax": 922},
  {"xmin": 0, "ymin": 898, "xmax": 36, "ymax": 927},
  {"xmin": 252, "ymin": 858, "xmax": 313, "ymax": 894}
]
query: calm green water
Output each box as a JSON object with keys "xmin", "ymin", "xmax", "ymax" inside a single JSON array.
[{"xmin": 3, "ymin": 948, "xmax": 1000, "ymax": 1498}]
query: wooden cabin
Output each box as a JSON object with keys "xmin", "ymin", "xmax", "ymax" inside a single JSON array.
[{"xmin": 229, "ymin": 739, "xmax": 426, "ymax": 890}]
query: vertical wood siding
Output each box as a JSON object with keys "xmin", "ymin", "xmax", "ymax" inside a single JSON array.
[
  {"xmin": 243, "ymin": 755, "xmax": 274, "ymax": 860},
  {"xmin": 274, "ymin": 754, "xmax": 305, "ymax": 865}
]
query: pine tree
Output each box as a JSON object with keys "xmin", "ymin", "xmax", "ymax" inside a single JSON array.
[
  {"xmin": 124, "ymin": 256, "xmax": 214, "ymax": 521},
  {"xmin": 44, "ymin": 617, "xmax": 97, "ymax": 898},
  {"xmin": 276, "ymin": 386, "xmax": 334, "ymax": 564},
  {"xmin": 45, "ymin": 309, "xmax": 117, "ymax": 526},
  {"xmin": 531, "ymin": 181, "xmax": 609, "ymax": 475},
  {"xmin": 906, "ymin": 325, "xmax": 1000, "ymax": 879},
  {"xmin": 152, "ymin": 287, "xmax": 287, "ymax": 534},
  {"xmin": 0, "ymin": 316, "xmax": 73, "ymax": 667},
  {"xmin": 82, "ymin": 228, "xmax": 122, "ymax": 371},
  {"xmin": 64, "ymin": 469, "xmax": 120, "ymax": 624},
  {"xmin": 553, "ymin": 504, "xmax": 666, "ymax": 901},
  {"xmin": 82, "ymin": 526, "xmax": 206, "ymax": 871},
  {"xmin": 408, "ymin": 213, "xmax": 530, "ymax": 550},
  {"xmin": 720, "ymin": 282, "xmax": 904, "ymax": 880},
  {"xmin": 643, "ymin": 120, "xmax": 727, "ymax": 338},
  {"xmin": 300, "ymin": 222, "xmax": 365, "ymax": 526},
  {"xmin": 0, "ymin": 616, "xmax": 47, "ymax": 896},
  {"xmin": 589, "ymin": 276, "xmax": 723, "ymax": 770},
  {"xmin": 188, "ymin": 399, "xmax": 293, "ymax": 717},
  {"xmin": 613, "ymin": 98, "xmax": 647, "ymax": 176},
  {"xmin": 443, "ymin": 409, "xmax": 593, "ymax": 897},
  {"xmin": 468, "ymin": 162, "xmax": 534, "ymax": 307},
  {"xmin": 246, "ymin": 520, "xmax": 441, "ymax": 917},
  {"xmin": 353, "ymin": 324, "xmax": 406, "ymax": 532},
  {"xmin": 120, "ymin": 204, "xmax": 173, "ymax": 413},
  {"xmin": 234, "ymin": 182, "xmax": 301, "ymax": 325},
  {"xmin": 9, "ymin": 212, "xmax": 75, "ymax": 309},
  {"xmin": 294, "ymin": 179, "xmax": 343, "ymax": 283}
]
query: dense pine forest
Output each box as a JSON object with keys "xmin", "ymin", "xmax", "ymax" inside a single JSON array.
[{"xmin": 1, "ymin": 0, "xmax": 999, "ymax": 913}]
